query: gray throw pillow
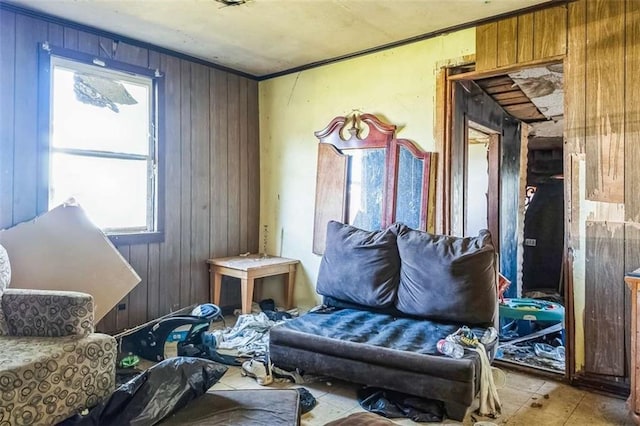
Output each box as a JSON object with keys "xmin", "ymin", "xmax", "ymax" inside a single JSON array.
[
  {"xmin": 395, "ymin": 226, "xmax": 497, "ymax": 326},
  {"xmin": 316, "ymin": 221, "xmax": 400, "ymax": 308}
]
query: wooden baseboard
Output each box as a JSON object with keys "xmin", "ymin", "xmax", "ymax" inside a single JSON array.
[{"xmin": 571, "ymin": 373, "xmax": 630, "ymax": 399}]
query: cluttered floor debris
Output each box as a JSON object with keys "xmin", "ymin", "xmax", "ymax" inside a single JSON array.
[
  {"xmin": 496, "ymin": 297, "xmax": 566, "ymax": 374},
  {"xmin": 113, "ymin": 305, "xmax": 630, "ymax": 425},
  {"xmin": 212, "ymin": 363, "xmax": 631, "ymax": 425},
  {"xmin": 208, "ymin": 309, "xmax": 629, "ymax": 425}
]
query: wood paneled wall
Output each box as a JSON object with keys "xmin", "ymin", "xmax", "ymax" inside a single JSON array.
[
  {"xmin": 581, "ymin": 0, "xmax": 625, "ymax": 204},
  {"xmin": 584, "ymin": 221, "xmax": 625, "ymax": 376},
  {"xmin": 476, "ymin": 0, "xmax": 640, "ymax": 381},
  {"xmin": 568, "ymin": 0, "xmax": 640, "ymax": 379},
  {"xmin": 481, "ymin": 0, "xmax": 636, "ymax": 208},
  {"xmin": 0, "ymin": 9, "xmax": 260, "ymax": 333},
  {"xmin": 627, "ymin": 0, "xmax": 640, "ymax": 221},
  {"xmin": 475, "ymin": 4, "xmax": 567, "ymax": 72}
]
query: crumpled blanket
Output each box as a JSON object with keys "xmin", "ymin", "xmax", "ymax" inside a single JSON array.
[{"xmin": 211, "ymin": 312, "xmax": 282, "ymax": 357}]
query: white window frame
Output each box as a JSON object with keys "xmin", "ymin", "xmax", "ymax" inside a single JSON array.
[{"xmin": 38, "ymin": 43, "xmax": 164, "ymax": 244}]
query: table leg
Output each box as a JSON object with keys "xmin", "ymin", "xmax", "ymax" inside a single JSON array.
[
  {"xmin": 284, "ymin": 264, "xmax": 297, "ymax": 309},
  {"xmin": 254, "ymin": 278, "xmax": 262, "ymax": 304},
  {"xmin": 241, "ymin": 276, "xmax": 255, "ymax": 314},
  {"xmin": 212, "ymin": 270, "xmax": 222, "ymax": 305}
]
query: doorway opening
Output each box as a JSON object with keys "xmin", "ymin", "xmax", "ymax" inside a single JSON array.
[
  {"xmin": 465, "ymin": 122, "xmax": 500, "ymax": 246},
  {"xmin": 443, "ymin": 62, "xmax": 567, "ymax": 376},
  {"xmin": 500, "ymin": 118, "xmax": 565, "ymax": 375}
]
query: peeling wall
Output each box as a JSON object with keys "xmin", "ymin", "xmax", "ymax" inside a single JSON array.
[
  {"xmin": 478, "ymin": 0, "xmax": 639, "ymax": 381},
  {"xmin": 565, "ymin": 0, "xmax": 638, "ymax": 378}
]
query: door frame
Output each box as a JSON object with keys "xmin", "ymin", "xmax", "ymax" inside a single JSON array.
[
  {"xmin": 435, "ymin": 57, "xmax": 574, "ymax": 382},
  {"xmin": 465, "ymin": 120, "xmax": 501, "ymax": 251}
]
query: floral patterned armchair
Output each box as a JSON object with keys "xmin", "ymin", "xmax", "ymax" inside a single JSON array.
[{"xmin": 0, "ymin": 244, "xmax": 117, "ymax": 425}]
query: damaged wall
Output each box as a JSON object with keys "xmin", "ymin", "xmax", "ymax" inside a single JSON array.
[
  {"xmin": 481, "ymin": 0, "xmax": 640, "ymax": 384},
  {"xmin": 0, "ymin": 8, "xmax": 260, "ymax": 333},
  {"xmin": 566, "ymin": 0, "xmax": 638, "ymax": 381}
]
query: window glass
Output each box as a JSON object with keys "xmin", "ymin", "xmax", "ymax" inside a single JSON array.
[
  {"xmin": 51, "ymin": 66, "xmax": 150, "ymax": 155},
  {"xmin": 395, "ymin": 145, "xmax": 423, "ymax": 229},
  {"xmin": 50, "ymin": 153, "xmax": 149, "ymax": 230},
  {"xmin": 345, "ymin": 148, "xmax": 385, "ymax": 231},
  {"xmin": 48, "ymin": 55, "xmax": 156, "ymax": 234}
]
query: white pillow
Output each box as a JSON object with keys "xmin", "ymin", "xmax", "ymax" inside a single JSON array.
[
  {"xmin": 0, "ymin": 244, "xmax": 10, "ymax": 335},
  {"xmin": 0, "ymin": 243, "xmax": 9, "ymax": 291}
]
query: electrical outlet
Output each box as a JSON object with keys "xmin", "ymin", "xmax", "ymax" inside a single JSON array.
[{"xmin": 118, "ymin": 303, "xmax": 126, "ymax": 311}]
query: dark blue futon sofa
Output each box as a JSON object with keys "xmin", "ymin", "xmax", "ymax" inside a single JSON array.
[{"xmin": 270, "ymin": 221, "xmax": 498, "ymax": 421}]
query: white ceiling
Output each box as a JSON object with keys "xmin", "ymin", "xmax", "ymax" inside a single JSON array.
[{"xmin": 7, "ymin": 0, "xmax": 559, "ymax": 78}]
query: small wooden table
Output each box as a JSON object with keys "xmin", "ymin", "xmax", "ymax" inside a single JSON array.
[
  {"xmin": 207, "ymin": 254, "xmax": 299, "ymax": 314},
  {"xmin": 625, "ymin": 275, "xmax": 640, "ymax": 425}
]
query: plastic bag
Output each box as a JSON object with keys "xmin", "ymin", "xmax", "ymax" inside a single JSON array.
[
  {"xmin": 533, "ymin": 343, "xmax": 565, "ymax": 362},
  {"xmin": 357, "ymin": 387, "xmax": 444, "ymax": 422},
  {"xmin": 61, "ymin": 357, "xmax": 228, "ymax": 426}
]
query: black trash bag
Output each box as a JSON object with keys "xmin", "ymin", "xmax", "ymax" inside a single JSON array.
[
  {"xmin": 296, "ymin": 387, "xmax": 317, "ymax": 414},
  {"xmin": 357, "ymin": 387, "xmax": 445, "ymax": 422},
  {"xmin": 259, "ymin": 298, "xmax": 292, "ymax": 321},
  {"xmin": 61, "ymin": 357, "xmax": 228, "ymax": 426},
  {"xmin": 178, "ymin": 341, "xmax": 246, "ymax": 366}
]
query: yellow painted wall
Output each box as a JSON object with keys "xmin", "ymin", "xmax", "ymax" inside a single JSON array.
[{"xmin": 258, "ymin": 29, "xmax": 475, "ymax": 309}]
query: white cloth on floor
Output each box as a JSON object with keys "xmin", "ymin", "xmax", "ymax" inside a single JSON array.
[
  {"xmin": 472, "ymin": 342, "xmax": 502, "ymax": 417},
  {"xmin": 211, "ymin": 312, "xmax": 280, "ymax": 357}
]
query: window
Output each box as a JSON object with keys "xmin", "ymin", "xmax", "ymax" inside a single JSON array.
[{"xmin": 40, "ymin": 44, "xmax": 163, "ymax": 244}]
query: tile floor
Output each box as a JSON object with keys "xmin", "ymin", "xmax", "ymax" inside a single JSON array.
[{"xmin": 208, "ymin": 366, "xmax": 634, "ymax": 425}]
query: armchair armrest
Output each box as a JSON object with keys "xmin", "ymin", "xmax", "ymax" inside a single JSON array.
[{"xmin": 2, "ymin": 289, "xmax": 94, "ymax": 337}]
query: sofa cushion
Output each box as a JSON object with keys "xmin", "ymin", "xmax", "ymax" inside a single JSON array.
[
  {"xmin": 316, "ymin": 221, "xmax": 400, "ymax": 308},
  {"xmin": 0, "ymin": 333, "xmax": 116, "ymax": 425},
  {"xmin": 395, "ymin": 226, "xmax": 497, "ymax": 326},
  {"xmin": 270, "ymin": 309, "xmax": 490, "ymax": 382},
  {"xmin": 2, "ymin": 289, "xmax": 94, "ymax": 337}
]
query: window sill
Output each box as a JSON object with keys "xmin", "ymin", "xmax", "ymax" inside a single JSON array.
[{"xmin": 108, "ymin": 231, "xmax": 164, "ymax": 246}]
